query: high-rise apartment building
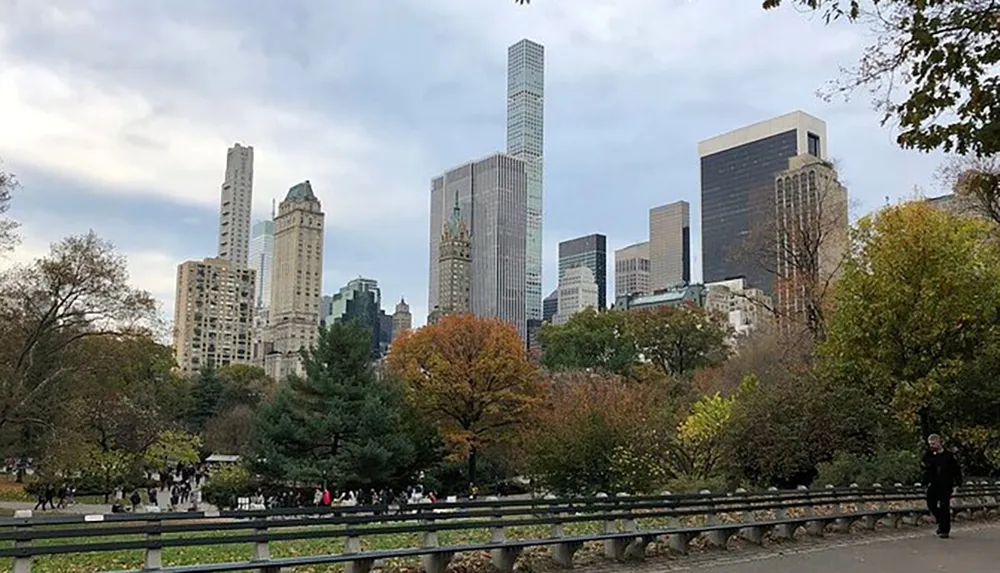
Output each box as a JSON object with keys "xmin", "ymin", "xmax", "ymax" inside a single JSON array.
[
  {"xmin": 614, "ymin": 241, "xmax": 651, "ymax": 298},
  {"xmin": 554, "ymin": 266, "xmax": 599, "ymax": 325},
  {"xmin": 173, "ymin": 257, "xmax": 256, "ymax": 375},
  {"xmin": 649, "ymin": 202, "xmax": 691, "ymax": 291},
  {"xmin": 392, "ymin": 298, "xmax": 412, "ymax": 342},
  {"xmin": 506, "ymin": 38, "xmax": 545, "ymax": 324},
  {"xmin": 217, "ymin": 143, "xmax": 254, "ymax": 265},
  {"xmin": 774, "ymin": 154, "xmax": 848, "ymax": 330},
  {"xmin": 699, "ymin": 111, "xmax": 827, "ymax": 292},
  {"xmin": 264, "ymin": 181, "xmax": 325, "ymax": 380},
  {"xmin": 558, "ymin": 234, "xmax": 607, "ymax": 310},
  {"xmin": 428, "ymin": 153, "xmax": 528, "ymax": 339}
]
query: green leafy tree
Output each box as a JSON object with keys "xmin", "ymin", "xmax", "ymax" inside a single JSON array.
[
  {"xmin": 0, "ymin": 232, "xmax": 156, "ymax": 444},
  {"xmin": 216, "ymin": 364, "xmax": 273, "ymax": 410},
  {"xmin": 250, "ymin": 321, "xmax": 416, "ymax": 489},
  {"xmin": 537, "ymin": 308, "xmax": 638, "ymax": 376},
  {"xmin": 674, "ymin": 390, "xmax": 740, "ymax": 479},
  {"xmin": 629, "ymin": 304, "xmax": 731, "ymax": 379},
  {"xmin": 819, "ymin": 201, "xmax": 1000, "ymax": 436},
  {"xmin": 188, "ymin": 366, "xmax": 225, "ymax": 432}
]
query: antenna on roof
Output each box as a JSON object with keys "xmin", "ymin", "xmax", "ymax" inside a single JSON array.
[{"xmin": 271, "ymin": 198, "xmax": 276, "ymax": 218}]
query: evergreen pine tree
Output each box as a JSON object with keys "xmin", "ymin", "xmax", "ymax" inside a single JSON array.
[
  {"xmin": 250, "ymin": 321, "xmax": 415, "ymax": 489},
  {"xmin": 188, "ymin": 365, "xmax": 224, "ymax": 432}
]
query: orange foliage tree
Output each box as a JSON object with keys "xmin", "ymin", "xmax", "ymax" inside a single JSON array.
[{"xmin": 386, "ymin": 313, "xmax": 542, "ymax": 485}]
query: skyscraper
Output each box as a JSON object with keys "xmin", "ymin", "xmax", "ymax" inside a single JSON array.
[
  {"xmin": 506, "ymin": 38, "xmax": 544, "ymax": 324},
  {"xmin": 392, "ymin": 298, "xmax": 412, "ymax": 342},
  {"xmin": 172, "ymin": 258, "xmax": 256, "ymax": 375},
  {"xmin": 614, "ymin": 241, "xmax": 651, "ymax": 298},
  {"xmin": 774, "ymin": 154, "xmax": 848, "ymax": 331},
  {"xmin": 428, "ymin": 153, "xmax": 528, "ymax": 339},
  {"xmin": 264, "ymin": 181, "xmax": 324, "ymax": 380},
  {"xmin": 432, "ymin": 195, "xmax": 472, "ymax": 322},
  {"xmin": 218, "ymin": 143, "xmax": 254, "ymax": 265},
  {"xmin": 649, "ymin": 201, "xmax": 691, "ymax": 291},
  {"xmin": 249, "ymin": 220, "xmax": 274, "ymax": 313},
  {"xmin": 699, "ymin": 111, "xmax": 827, "ymax": 292},
  {"xmin": 558, "ymin": 234, "xmax": 607, "ymax": 310},
  {"xmin": 542, "ymin": 289, "xmax": 559, "ymax": 323},
  {"xmin": 326, "ymin": 277, "xmax": 383, "ymax": 358}
]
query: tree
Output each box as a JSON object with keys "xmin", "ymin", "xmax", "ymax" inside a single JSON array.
[
  {"xmin": 203, "ymin": 405, "xmax": 256, "ymax": 455},
  {"xmin": 387, "ymin": 314, "xmax": 542, "ymax": 486},
  {"xmin": 722, "ymin": 373, "xmax": 889, "ymax": 487},
  {"xmin": 939, "ymin": 154, "xmax": 1000, "ymax": 225},
  {"xmin": 522, "ymin": 372, "xmax": 678, "ymax": 495},
  {"xmin": 537, "ymin": 308, "xmax": 638, "ymax": 376},
  {"xmin": 250, "ymin": 321, "xmax": 415, "ymax": 489},
  {"xmin": 216, "ymin": 364, "xmax": 274, "ymax": 410},
  {"xmin": 738, "ymin": 158, "xmax": 850, "ymax": 345},
  {"xmin": 188, "ymin": 366, "xmax": 225, "ymax": 432},
  {"xmin": 0, "ymin": 162, "xmax": 19, "ymax": 252},
  {"xmin": 761, "ymin": 0, "xmax": 1000, "ymax": 157},
  {"xmin": 674, "ymin": 391, "xmax": 739, "ymax": 480},
  {"xmin": 514, "ymin": 0, "xmax": 1000, "ymax": 156},
  {"xmin": 628, "ymin": 304, "xmax": 730, "ymax": 379},
  {"xmin": 819, "ymin": 201, "xmax": 1000, "ymax": 436},
  {"xmin": 0, "ymin": 232, "xmax": 156, "ymax": 438}
]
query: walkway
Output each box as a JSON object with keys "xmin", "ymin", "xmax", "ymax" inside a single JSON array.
[{"xmin": 621, "ymin": 523, "xmax": 1000, "ymax": 573}]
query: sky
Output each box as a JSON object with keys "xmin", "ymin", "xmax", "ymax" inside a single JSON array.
[{"xmin": 0, "ymin": 0, "xmax": 950, "ymax": 327}]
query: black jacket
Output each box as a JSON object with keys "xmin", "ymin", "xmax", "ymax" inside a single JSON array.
[{"xmin": 921, "ymin": 449, "xmax": 963, "ymax": 491}]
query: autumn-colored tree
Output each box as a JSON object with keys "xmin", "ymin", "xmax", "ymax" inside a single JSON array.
[
  {"xmin": 629, "ymin": 303, "xmax": 731, "ymax": 380},
  {"xmin": 522, "ymin": 371, "xmax": 678, "ymax": 495},
  {"xmin": 387, "ymin": 314, "xmax": 541, "ymax": 485},
  {"xmin": 820, "ymin": 201, "xmax": 1000, "ymax": 437},
  {"xmin": 537, "ymin": 307, "xmax": 638, "ymax": 376},
  {"xmin": 0, "ymin": 233, "xmax": 156, "ymax": 460}
]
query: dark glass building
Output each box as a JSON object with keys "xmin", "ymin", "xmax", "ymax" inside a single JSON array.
[
  {"xmin": 542, "ymin": 289, "xmax": 559, "ymax": 323},
  {"xmin": 699, "ymin": 111, "xmax": 826, "ymax": 293},
  {"xmin": 557, "ymin": 234, "xmax": 607, "ymax": 309}
]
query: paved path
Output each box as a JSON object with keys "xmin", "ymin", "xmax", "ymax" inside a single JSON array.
[{"xmin": 670, "ymin": 524, "xmax": 1000, "ymax": 573}]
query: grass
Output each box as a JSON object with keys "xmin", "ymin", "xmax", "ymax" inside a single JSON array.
[{"xmin": 0, "ymin": 500, "xmax": 928, "ymax": 573}]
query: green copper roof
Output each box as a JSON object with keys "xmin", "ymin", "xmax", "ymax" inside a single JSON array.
[{"xmin": 285, "ymin": 180, "xmax": 317, "ymax": 201}]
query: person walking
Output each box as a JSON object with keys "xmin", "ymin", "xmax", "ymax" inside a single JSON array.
[{"xmin": 922, "ymin": 433, "xmax": 963, "ymax": 538}]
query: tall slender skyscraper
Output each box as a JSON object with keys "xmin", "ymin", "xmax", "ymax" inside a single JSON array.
[
  {"xmin": 218, "ymin": 143, "xmax": 254, "ymax": 265},
  {"xmin": 264, "ymin": 181, "xmax": 324, "ymax": 380},
  {"xmin": 649, "ymin": 201, "xmax": 691, "ymax": 291},
  {"xmin": 699, "ymin": 111, "xmax": 827, "ymax": 292},
  {"xmin": 506, "ymin": 39, "xmax": 544, "ymax": 324}
]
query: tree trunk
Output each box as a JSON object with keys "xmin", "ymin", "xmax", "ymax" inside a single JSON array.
[
  {"xmin": 467, "ymin": 446, "xmax": 478, "ymax": 492},
  {"xmin": 918, "ymin": 406, "xmax": 932, "ymax": 440}
]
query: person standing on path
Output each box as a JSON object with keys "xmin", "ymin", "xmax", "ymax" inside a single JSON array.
[{"xmin": 921, "ymin": 433, "xmax": 963, "ymax": 538}]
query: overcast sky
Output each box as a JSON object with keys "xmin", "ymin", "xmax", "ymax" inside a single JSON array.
[{"xmin": 0, "ymin": 0, "xmax": 948, "ymax": 326}]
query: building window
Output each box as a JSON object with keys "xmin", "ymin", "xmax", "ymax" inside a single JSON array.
[{"xmin": 807, "ymin": 133, "xmax": 821, "ymax": 157}]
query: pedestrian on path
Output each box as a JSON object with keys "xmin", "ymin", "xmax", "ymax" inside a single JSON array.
[{"xmin": 922, "ymin": 433, "xmax": 963, "ymax": 538}]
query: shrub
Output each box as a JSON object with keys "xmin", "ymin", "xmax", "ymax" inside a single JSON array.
[
  {"xmin": 814, "ymin": 450, "xmax": 920, "ymax": 488},
  {"xmin": 202, "ymin": 465, "xmax": 256, "ymax": 509}
]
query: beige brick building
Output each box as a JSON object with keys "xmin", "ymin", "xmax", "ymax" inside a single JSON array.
[
  {"xmin": 264, "ymin": 181, "xmax": 325, "ymax": 380},
  {"xmin": 614, "ymin": 241, "xmax": 650, "ymax": 297},
  {"xmin": 173, "ymin": 257, "xmax": 256, "ymax": 375}
]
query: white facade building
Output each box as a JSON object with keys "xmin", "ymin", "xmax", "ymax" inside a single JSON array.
[
  {"xmin": 554, "ymin": 266, "xmax": 599, "ymax": 325},
  {"xmin": 217, "ymin": 143, "xmax": 254, "ymax": 265},
  {"xmin": 704, "ymin": 277, "xmax": 772, "ymax": 339}
]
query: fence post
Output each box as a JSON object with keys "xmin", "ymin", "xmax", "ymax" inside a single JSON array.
[
  {"xmin": 344, "ymin": 535, "xmax": 375, "ymax": 573},
  {"xmin": 12, "ymin": 510, "xmax": 32, "ymax": 573},
  {"xmin": 144, "ymin": 517, "xmax": 163, "ymax": 570},
  {"xmin": 770, "ymin": 487, "xmax": 794, "ymax": 539}
]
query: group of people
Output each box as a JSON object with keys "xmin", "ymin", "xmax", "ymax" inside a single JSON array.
[{"xmin": 32, "ymin": 483, "xmax": 76, "ymax": 511}]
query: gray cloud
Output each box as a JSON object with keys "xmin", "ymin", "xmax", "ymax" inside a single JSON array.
[{"xmin": 0, "ymin": 0, "xmax": 951, "ymax": 324}]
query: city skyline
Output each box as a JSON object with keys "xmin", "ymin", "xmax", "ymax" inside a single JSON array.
[{"xmin": 0, "ymin": 1, "xmax": 957, "ymax": 328}]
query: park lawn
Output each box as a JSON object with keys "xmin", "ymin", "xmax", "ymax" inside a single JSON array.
[{"xmin": 0, "ymin": 520, "xmax": 607, "ymax": 573}]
